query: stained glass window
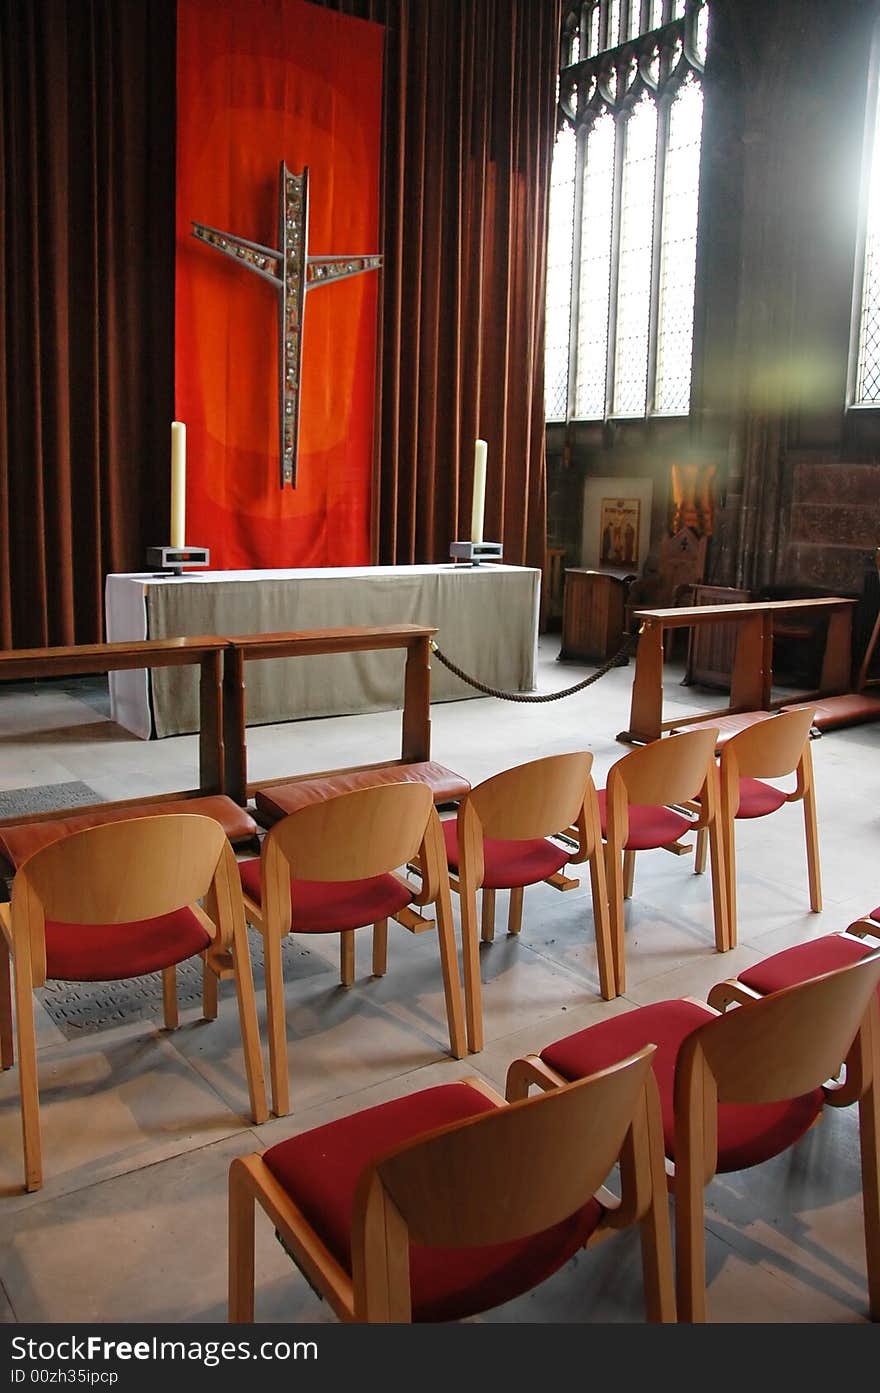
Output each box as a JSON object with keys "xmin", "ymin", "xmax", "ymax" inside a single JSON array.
[
  {"xmin": 545, "ymin": 0, "xmax": 709, "ymax": 422},
  {"xmin": 854, "ymin": 63, "xmax": 880, "ymax": 404}
]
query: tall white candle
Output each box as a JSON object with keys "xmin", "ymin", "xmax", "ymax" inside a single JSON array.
[
  {"xmin": 170, "ymin": 421, "xmax": 186, "ymax": 549},
  {"xmin": 471, "ymin": 438, "xmax": 487, "ymax": 544}
]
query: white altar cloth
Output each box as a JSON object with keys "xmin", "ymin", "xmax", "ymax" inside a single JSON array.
[{"xmin": 104, "ymin": 564, "xmax": 540, "ymax": 739}]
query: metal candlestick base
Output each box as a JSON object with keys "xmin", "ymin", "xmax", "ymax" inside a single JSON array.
[
  {"xmin": 449, "ymin": 540, "xmax": 503, "ymax": 567},
  {"xmin": 146, "ymin": 545, "xmax": 210, "ymax": 577}
]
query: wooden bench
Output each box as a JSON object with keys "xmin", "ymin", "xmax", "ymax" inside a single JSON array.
[
  {"xmin": 620, "ymin": 597, "xmax": 856, "ymax": 744},
  {"xmin": 222, "ymin": 625, "xmax": 469, "ymax": 810},
  {"xmin": 0, "ymin": 635, "xmax": 258, "ymax": 890}
]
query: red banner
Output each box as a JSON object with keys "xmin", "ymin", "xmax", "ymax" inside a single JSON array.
[{"xmin": 175, "ymin": 0, "xmax": 383, "ymax": 568}]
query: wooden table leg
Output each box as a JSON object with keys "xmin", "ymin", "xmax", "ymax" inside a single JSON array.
[
  {"xmin": 198, "ymin": 650, "xmax": 224, "ymax": 795},
  {"xmin": 729, "ymin": 613, "xmax": 767, "ymax": 711},
  {"xmin": 820, "ymin": 607, "xmax": 853, "ymax": 694},
  {"xmin": 619, "ymin": 621, "xmax": 664, "ymax": 744},
  {"xmin": 222, "ymin": 647, "xmax": 247, "ymax": 805},
  {"xmin": 401, "ymin": 636, "xmax": 432, "ymax": 763}
]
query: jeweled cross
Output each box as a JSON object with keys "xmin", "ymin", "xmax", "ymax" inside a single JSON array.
[{"xmin": 192, "ymin": 163, "xmax": 382, "ymax": 488}]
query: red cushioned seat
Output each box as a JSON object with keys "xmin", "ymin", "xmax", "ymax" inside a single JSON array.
[
  {"xmin": 263, "ymin": 1083, "xmax": 603, "ymax": 1322},
  {"xmin": 44, "ymin": 907, "xmax": 211, "ymax": 982},
  {"xmin": 596, "ymin": 789, "xmax": 693, "ymax": 850},
  {"xmin": 693, "ymin": 776, "xmax": 789, "ymax": 820},
  {"xmin": 441, "ymin": 820, "xmax": 569, "ymax": 890},
  {"xmin": 870, "ymin": 906, "xmax": 880, "ymax": 925},
  {"xmin": 738, "ymin": 935, "xmax": 878, "ymax": 996},
  {"xmin": 539, "ymin": 1000, "xmax": 824, "ymax": 1173},
  {"xmin": 238, "ymin": 858, "xmax": 413, "ymax": 934}
]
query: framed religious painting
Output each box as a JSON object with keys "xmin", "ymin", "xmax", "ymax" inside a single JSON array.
[{"xmin": 581, "ymin": 477, "xmax": 653, "ymax": 574}]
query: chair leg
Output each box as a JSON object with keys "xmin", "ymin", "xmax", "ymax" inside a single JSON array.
[
  {"xmin": 588, "ymin": 849, "xmax": 617, "ymax": 1000},
  {"xmin": 434, "ymin": 880, "xmax": 467, "ymax": 1061},
  {"xmin": 202, "ymin": 952, "xmax": 219, "ymax": 1021},
  {"xmin": 708, "ymin": 813, "xmax": 732, "ymax": 952},
  {"xmin": 803, "ymin": 787, "xmax": 822, "ymax": 913},
  {"xmin": 162, "ymin": 965, "xmax": 179, "ymax": 1030},
  {"xmin": 481, "ymin": 889, "xmax": 496, "ymax": 943},
  {"xmin": 459, "ymin": 879, "xmax": 484, "ymax": 1055},
  {"xmin": 605, "ymin": 842, "xmax": 627, "ymax": 996},
  {"xmin": 507, "ymin": 886, "xmax": 524, "ymax": 935},
  {"xmin": 694, "ymin": 827, "xmax": 708, "ymax": 876},
  {"xmin": 340, "ymin": 932, "xmax": 356, "ymax": 988},
  {"xmin": 228, "ymin": 1158, "xmax": 256, "ymax": 1322},
  {"xmin": 674, "ymin": 1150, "xmax": 708, "ymax": 1323},
  {"xmin": 623, "ymin": 850, "xmax": 636, "ymax": 900},
  {"xmin": 372, "ymin": 919, "xmax": 388, "ymax": 977},
  {"xmin": 639, "ymin": 1087, "xmax": 677, "ymax": 1322},
  {"xmin": 0, "ymin": 935, "xmax": 14, "ymax": 1068},
  {"xmin": 858, "ymin": 1072, "xmax": 880, "ymax": 1319},
  {"xmin": 263, "ymin": 928, "xmax": 290, "ymax": 1118},
  {"xmin": 12, "ymin": 961, "xmax": 42, "ymax": 1191},
  {"xmin": 230, "ymin": 928, "xmax": 268, "ymax": 1127}
]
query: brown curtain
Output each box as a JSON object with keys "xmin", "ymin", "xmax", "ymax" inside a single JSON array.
[
  {"xmin": 312, "ymin": 0, "xmax": 560, "ymax": 568},
  {"xmin": 1, "ymin": 0, "xmax": 558, "ymax": 649},
  {"xmin": 0, "ymin": 0, "xmax": 176, "ymax": 649}
]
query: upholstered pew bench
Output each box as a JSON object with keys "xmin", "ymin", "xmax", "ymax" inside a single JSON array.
[
  {"xmin": 0, "ymin": 795, "xmax": 259, "ymax": 897},
  {"xmin": 254, "ymin": 761, "xmax": 471, "ymax": 827}
]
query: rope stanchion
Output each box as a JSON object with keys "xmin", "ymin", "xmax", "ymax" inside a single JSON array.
[{"xmin": 430, "ymin": 632, "xmax": 638, "ymax": 703}]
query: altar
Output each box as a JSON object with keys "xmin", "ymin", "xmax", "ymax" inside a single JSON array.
[{"xmin": 105, "ymin": 564, "xmax": 540, "ymax": 738}]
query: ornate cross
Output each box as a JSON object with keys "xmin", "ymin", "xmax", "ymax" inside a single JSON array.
[{"xmin": 192, "ymin": 163, "xmax": 382, "ymax": 488}]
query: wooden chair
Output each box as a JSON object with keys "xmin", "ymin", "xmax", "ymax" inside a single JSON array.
[
  {"xmin": 598, "ymin": 728, "xmax": 729, "ymax": 994},
  {"xmin": 228, "ymin": 1045, "xmax": 675, "ymax": 1323},
  {"xmin": 0, "ymin": 814, "xmax": 268, "ymax": 1192},
  {"xmin": 691, "ymin": 706, "xmax": 820, "ymax": 947},
  {"xmin": 238, "ymin": 782, "xmax": 466, "ymax": 1117},
  {"xmin": 506, "ymin": 951, "xmax": 880, "ymax": 1321},
  {"xmin": 707, "ymin": 919, "xmax": 880, "ymax": 1014},
  {"xmin": 442, "ymin": 752, "xmax": 615, "ymax": 1054}
]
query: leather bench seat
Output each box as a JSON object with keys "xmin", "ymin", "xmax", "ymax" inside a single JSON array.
[
  {"xmin": 780, "ymin": 692, "xmax": 880, "ymax": 730},
  {"xmin": 255, "ymin": 761, "xmax": 470, "ymax": 825},
  {"xmin": 668, "ymin": 710, "xmax": 776, "ymax": 749},
  {"xmin": 0, "ymin": 795, "xmax": 258, "ymax": 871}
]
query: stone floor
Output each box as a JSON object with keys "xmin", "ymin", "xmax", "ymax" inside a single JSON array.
[{"xmin": 0, "ymin": 637, "xmax": 878, "ymax": 1324}]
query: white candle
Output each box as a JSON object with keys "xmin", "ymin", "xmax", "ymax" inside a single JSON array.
[
  {"xmin": 170, "ymin": 421, "xmax": 186, "ymax": 549},
  {"xmin": 471, "ymin": 438, "xmax": 487, "ymax": 544}
]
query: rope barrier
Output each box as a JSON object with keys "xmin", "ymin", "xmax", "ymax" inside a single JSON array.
[{"xmin": 430, "ymin": 631, "xmax": 639, "ymax": 703}]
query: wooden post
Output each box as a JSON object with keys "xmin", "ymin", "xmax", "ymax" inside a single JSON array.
[
  {"xmin": 728, "ymin": 612, "xmax": 767, "ymax": 712},
  {"xmin": 401, "ymin": 635, "xmax": 432, "ymax": 764},
  {"xmin": 222, "ymin": 648, "xmax": 248, "ymax": 807},
  {"xmin": 620, "ymin": 620, "xmax": 665, "ymax": 743},
  {"xmin": 198, "ymin": 648, "xmax": 225, "ymax": 796}
]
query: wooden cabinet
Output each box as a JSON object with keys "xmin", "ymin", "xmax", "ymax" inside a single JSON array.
[{"xmin": 560, "ymin": 568, "xmax": 629, "ymax": 661}]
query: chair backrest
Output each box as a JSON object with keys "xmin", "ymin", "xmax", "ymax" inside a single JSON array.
[
  {"xmin": 14, "ymin": 813, "xmax": 226, "ymax": 924},
  {"xmin": 720, "ymin": 707, "xmax": 815, "ymax": 782},
  {"xmin": 350, "ymin": 1045, "xmax": 656, "ymax": 1318},
  {"xmin": 12, "ymin": 814, "xmax": 230, "ymax": 986},
  {"xmin": 265, "ymin": 781, "xmax": 434, "ymax": 883},
  {"xmin": 676, "ymin": 952, "xmax": 880, "ymax": 1180},
  {"xmin": 608, "ymin": 728, "xmax": 719, "ymax": 808},
  {"xmin": 466, "ymin": 751, "xmax": 594, "ymax": 841}
]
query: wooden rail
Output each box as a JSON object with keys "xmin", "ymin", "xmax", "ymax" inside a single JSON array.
[
  {"xmin": 0, "ymin": 636, "xmax": 227, "ymax": 821},
  {"xmin": 620, "ymin": 597, "xmax": 856, "ymax": 745},
  {"xmin": 221, "ymin": 625, "xmax": 436, "ymax": 805}
]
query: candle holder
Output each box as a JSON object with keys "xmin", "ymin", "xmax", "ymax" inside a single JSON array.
[
  {"xmin": 449, "ymin": 541, "xmax": 503, "ymax": 567},
  {"xmin": 146, "ymin": 545, "xmax": 210, "ymax": 577}
]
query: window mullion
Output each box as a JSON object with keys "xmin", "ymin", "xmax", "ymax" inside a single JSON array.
[
  {"xmin": 605, "ymin": 110, "xmax": 627, "ymax": 417},
  {"xmin": 567, "ymin": 124, "xmax": 589, "ymax": 421},
  {"xmin": 645, "ymin": 95, "xmax": 669, "ymax": 417}
]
